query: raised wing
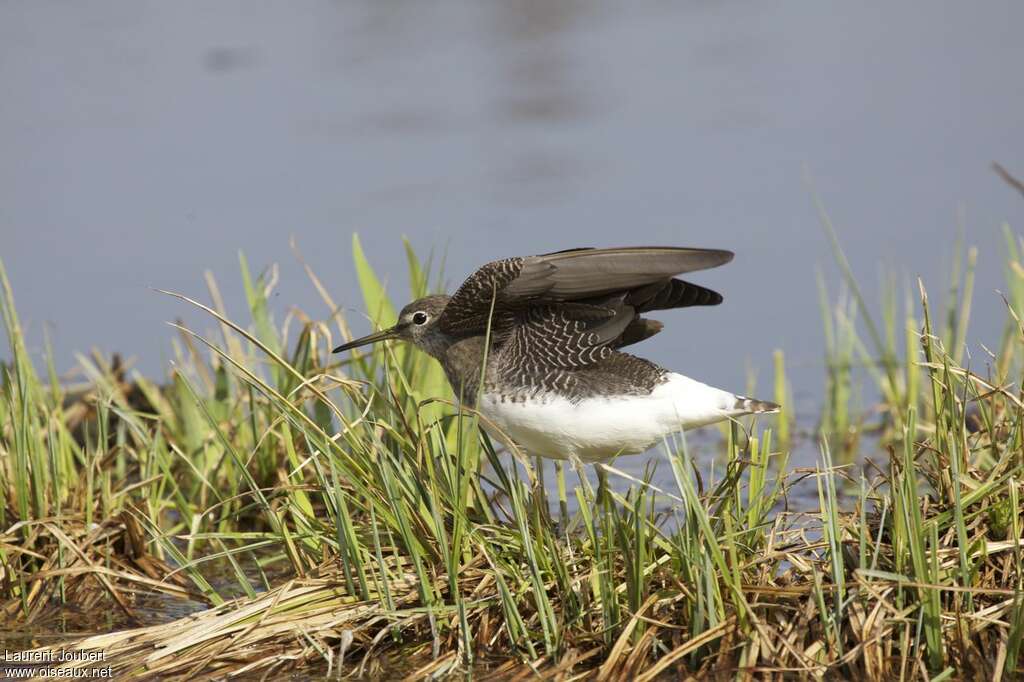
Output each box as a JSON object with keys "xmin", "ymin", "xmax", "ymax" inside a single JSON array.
[
  {"xmin": 438, "ymin": 246, "xmax": 732, "ymax": 337},
  {"xmin": 615, "ymin": 277, "xmax": 723, "ymax": 348},
  {"xmin": 504, "ymin": 246, "xmax": 733, "ymax": 299},
  {"xmin": 495, "ymin": 296, "xmax": 637, "ymax": 384}
]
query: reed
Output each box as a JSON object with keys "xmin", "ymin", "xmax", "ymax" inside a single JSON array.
[{"xmin": 1, "ymin": 225, "xmax": 1022, "ymax": 679}]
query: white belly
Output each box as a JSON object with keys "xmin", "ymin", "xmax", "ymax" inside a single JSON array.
[{"xmin": 477, "ymin": 373, "xmax": 743, "ymax": 463}]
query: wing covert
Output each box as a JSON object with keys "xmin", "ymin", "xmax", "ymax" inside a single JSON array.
[
  {"xmin": 496, "ymin": 296, "xmax": 637, "ymax": 380},
  {"xmin": 438, "ymin": 246, "xmax": 731, "ymax": 337}
]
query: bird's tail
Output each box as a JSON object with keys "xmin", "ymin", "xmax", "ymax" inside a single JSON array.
[{"xmin": 733, "ymin": 395, "xmax": 781, "ymax": 414}]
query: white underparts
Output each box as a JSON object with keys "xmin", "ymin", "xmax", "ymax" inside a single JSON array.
[{"xmin": 478, "ymin": 372, "xmax": 773, "ymax": 463}]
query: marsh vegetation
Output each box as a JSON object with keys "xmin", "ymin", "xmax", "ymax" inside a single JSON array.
[{"xmin": 2, "ymin": 229, "xmax": 1023, "ymax": 680}]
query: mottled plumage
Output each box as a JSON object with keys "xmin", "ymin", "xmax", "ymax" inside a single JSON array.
[{"xmin": 334, "ymin": 246, "xmax": 779, "ymax": 462}]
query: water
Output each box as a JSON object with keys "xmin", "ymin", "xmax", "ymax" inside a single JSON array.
[
  {"xmin": 3, "ymin": 0, "xmax": 1021, "ymax": 504},
  {"xmin": 1, "ymin": 0, "xmax": 1022, "ymax": 639},
  {"xmin": 2, "ymin": 1, "xmax": 1021, "ymax": 394}
]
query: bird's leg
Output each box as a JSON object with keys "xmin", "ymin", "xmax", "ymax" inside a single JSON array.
[
  {"xmin": 533, "ymin": 454, "xmax": 553, "ymax": 529},
  {"xmin": 553, "ymin": 460, "xmax": 569, "ymax": 532},
  {"xmin": 568, "ymin": 453, "xmax": 598, "ymax": 514},
  {"xmin": 560, "ymin": 454, "xmax": 589, "ymax": 535},
  {"xmin": 595, "ymin": 463, "xmax": 610, "ymax": 510},
  {"xmin": 568, "ymin": 455, "xmax": 616, "ymax": 538}
]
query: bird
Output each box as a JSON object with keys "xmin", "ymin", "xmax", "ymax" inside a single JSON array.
[{"xmin": 333, "ymin": 246, "xmax": 779, "ymax": 465}]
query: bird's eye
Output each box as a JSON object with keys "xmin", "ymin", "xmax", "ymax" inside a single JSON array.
[{"xmin": 412, "ymin": 311, "xmax": 429, "ymax": 325}]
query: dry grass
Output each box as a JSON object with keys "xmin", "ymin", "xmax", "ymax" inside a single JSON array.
[
  {"xmin": 1, "ymin": 511, "xmax": 195, "ymax": 626},
  {"xmin": 3, "ymin": 230, "xmax": 1024, "ymax": 679},
  {"xmin": 25, "ymin": 507, "xmax": 1024, "ymax": 680}
]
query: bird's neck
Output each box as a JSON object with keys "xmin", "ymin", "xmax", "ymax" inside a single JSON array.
[
  {"xmin": 413, "ymin": 324, "xmax": 452, "ymax": 360},
  {"xmin": 437, "ymin": 335, "xmax": 488, "ymax": 405}
]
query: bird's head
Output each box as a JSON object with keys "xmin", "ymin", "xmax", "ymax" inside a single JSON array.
[{"xmin": 332, "ymin": 295, "xmax": 451, "ymax": 357}]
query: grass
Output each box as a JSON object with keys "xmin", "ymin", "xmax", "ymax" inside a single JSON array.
[{"xmin": 1, "ymin": 226, "xmax": 1022, "ymax": 679}]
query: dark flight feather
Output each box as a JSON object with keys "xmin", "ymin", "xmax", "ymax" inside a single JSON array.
[
  {"xmin": 505, "ymin": 246, "xmax": 733, "ymax": 300},
  {"xmin": 435, "ymin": 247, "xmax": 732, "ymax": 382},
  {"xmin": 439, "ymin": 246, "xmax": 731, "ymax": 338}
]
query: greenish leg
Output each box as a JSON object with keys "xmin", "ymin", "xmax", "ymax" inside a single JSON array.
[{"xmin": 596, "ymin": 463, "xmax": 609, "ymax": 509}]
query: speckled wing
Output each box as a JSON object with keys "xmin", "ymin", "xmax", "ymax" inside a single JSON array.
[
  {"xmin": 437, "ymin": 246, "xmax": 732, "ymax": 339},
  {"xmin": 436, "ymin": 257, "xmax": 526, "ymax": 337},
  {"xmin": 497, "ymin": 296, "xmax": 638, "ymax": 380}
]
